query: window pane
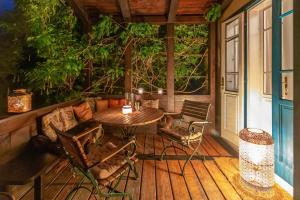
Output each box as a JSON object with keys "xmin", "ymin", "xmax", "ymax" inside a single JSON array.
[
  {"xmin": 264, "ymin": 72, "xmax": 272, "ymax": 95},
  {"xmin": 234, "ymin": 38, "xmax": 239, "ymax": 72},
  {"xmin": 282, "ymin": 14, "xmax": 293, "ymax": 70},
  {"xmin": 263, "ymin": 7, "xmax": 272, "ymax": 29},
  {"xmin": 226, "ymin": 74, "xmax": 239, "ymax": 91},
  {"xmin": 264, "ymin": 29, "xmax": 272, "ymax": 73},
  {"xmin": 226, "ymin": 19, "xmax": 239, "ymax": 38},
  {"xmin": 281, "ymin": 72, "xmax": 293, "ymax": 100},
  {"xmin": 226, "ymin": 39, "xmax": 235, "ymax": 73}
]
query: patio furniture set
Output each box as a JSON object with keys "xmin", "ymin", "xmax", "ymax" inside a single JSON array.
[{"xmin": 0, "ymin": 96, "xmax": 211, "ymax": 200}]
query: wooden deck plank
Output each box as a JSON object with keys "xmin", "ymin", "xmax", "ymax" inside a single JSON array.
[
  {"xmin": 140, "ymin": 134, "xmax": 156, "ymax": 200},
  {"xmin": 20, "ymin": 162, "xmax": 69, "ymax": 200},
  {"xmin": 201, "ymin": 138, "xmax": 219, "ymax": 156},
  {"xmin": 125, "ymin": 132, "xmax": 146, "ymax": 200},
  {"xmin": 191, "ymin": 161, "xmax": 225, "ymax": 200},
  {"xmin": 173, "ymin": 144, "xmax": 208, "ymax": 200},
  {"xmin": 154, "ymin": 135, "xmax": 174, "ymax": 200},
  {"xmin": 204, "ymin": 160, "xmax": 241, "ymax": 200},
  {"xmin": 214, "ymin": 157, "xmax": 293, "ymax": 200},
  {"xmin": 162, "ymin": 137, "xmax": 191, "ymax": 200},
  {"xmin": 203, "ymin": 135, "xmax": 231, "ymax": 157}
]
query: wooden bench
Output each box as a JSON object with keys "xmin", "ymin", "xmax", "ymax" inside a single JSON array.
[{"xmin": 0, "ymin": 147, "xmax": 58, "ymax": 200}]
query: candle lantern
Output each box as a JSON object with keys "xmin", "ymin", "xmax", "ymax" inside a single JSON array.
[
  {"xmin": 239, "ymin": 128, "xmax": 274, "ymax": 189},
  {"xmin": 7, "ymin": 89, "xmax": 32, "ymax": 113},
  {"xmin": 122, "ymin": 105, "xmax": 132, "ymax": 114}
]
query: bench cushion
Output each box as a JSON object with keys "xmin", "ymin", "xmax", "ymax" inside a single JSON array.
[
  {"xmin": 73, "ymin": 102, "xmax": 93, "ymax": 122},
  {"xmin": 96, "ymin": 99, "xmax": 109, "ymax": 112},
  {"xmin": 42, "ymin": 109, "xmax": 64, "ymax": 142},
  {"xmin": 60, "ymin": 106, "xmax": 78, "ymax": 130}
]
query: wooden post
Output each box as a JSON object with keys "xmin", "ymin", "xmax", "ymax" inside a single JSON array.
[
  {"xmin": 167, "ymin": 24, "xmax": 175, "ymax": 112},
  {"xmin": 209, "ymin": 22, "xmax": 217, "ymax": 133},
  {"xmin": 124, "ymin": 41, "xmax": 133, "ymax": 93}
]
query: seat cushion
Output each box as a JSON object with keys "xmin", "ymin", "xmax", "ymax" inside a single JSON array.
[
  {"xmin": 42, "ymin": 109, "xmax": 64, "ymax": 142},
  {"xmin": 60, "ymin": 106, "xmax": 78, "ymax": 131},
  {"xmin": 160, "ymin": 126, "xmax": 203, "ymax": 142},
  {"xmin": 96, "ymin": 99, "xmax": 109, "ymax": 112},
  {"xmin": 87, "ymin": 142, "xmax": 127, "ymax": 180},
  {"xmin": 73, "ymin": 102, "xmax": 93, "ymax": 122}
]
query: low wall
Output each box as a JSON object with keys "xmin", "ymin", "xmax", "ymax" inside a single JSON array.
[{"xmin": 0, "ymin": 100, "xmax": 78, "ymax": 164}]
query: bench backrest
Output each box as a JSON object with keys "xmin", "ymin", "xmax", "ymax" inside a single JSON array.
[{"xmin": 181, "ymin": 100, "xmax": 211, "ymax": 121}]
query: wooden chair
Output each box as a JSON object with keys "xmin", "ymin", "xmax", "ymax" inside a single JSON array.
[
  {"xmin": 159, "ymin": 100, "xmax": 211, "ymax": 176},
  {"xmin": 51, "ymin": 122, "xmax": 138, "ymax": 200}
]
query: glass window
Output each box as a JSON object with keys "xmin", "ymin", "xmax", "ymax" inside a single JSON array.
[
  {"xmin": 225, "ymin": 19, "xmax": 239, "ymax": 92},
  {"xmin": 263, "ymin": 7, "xmax": 272, "ymax": 95},
  {"xmin": 281, "ymin": 0, "xmax": 293, "ymax": 100}
]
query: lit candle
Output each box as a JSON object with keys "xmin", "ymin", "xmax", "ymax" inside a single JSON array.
[
  {"xmin": 158, "ymin": 88, "xmax": 163, "ymax": 94},
  {"xmin": 122, "ymin": 105, "xmax": 132, "ymax": 114},
  {"xmin": 138, "ymin": 88, "xmax": 144, "ymax": 94}
]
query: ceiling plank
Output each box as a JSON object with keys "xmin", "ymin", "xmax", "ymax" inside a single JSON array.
[
  {"xmin": 118, "ymin": 0, "xmax": 131, "ymax": 22},
  {"xmin": 68, "ymin": 0, "xmax": 91, "ymax": 32},
  {"xmin": 129, "ymin": 15, "xmax": 206, "ymax": 24},
  {"xmin": 168, "ymin": 0, "xmax": 180, "ymax": 23}
]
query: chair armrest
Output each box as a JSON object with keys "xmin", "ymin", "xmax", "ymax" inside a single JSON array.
[{"xmin": 187, "ymin": 121, "xmax": 211, "ymax": 133}]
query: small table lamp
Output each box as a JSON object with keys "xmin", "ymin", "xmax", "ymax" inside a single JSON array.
[{"xmin": 239, "ymin": 128, "xmax": 274, "ymax": 189}]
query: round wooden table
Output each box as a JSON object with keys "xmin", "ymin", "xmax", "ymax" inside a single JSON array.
[{"xmin": 94, "ymin": 107, "xmax": 164, "ymax": 139}]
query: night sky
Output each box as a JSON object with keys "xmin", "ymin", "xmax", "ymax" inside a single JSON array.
[{"xmin": 0, "ymin": 0, "xmax": 15, "ymax": 15}]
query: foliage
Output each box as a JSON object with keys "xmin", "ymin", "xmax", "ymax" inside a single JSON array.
[
  {"xmin": 2, "ymin": 0, "xmax": 210, "ymax": 100},
  {"xmin": 205, "ymin": 3, "xmax": 221, "ymax": 22},
  {"xmin": 130, "ymin": 24, "xmax": 209, "ymax": 94},
  {"xmin": 174, "ymin": 25, "xmax": 208, "ymax": 94}
]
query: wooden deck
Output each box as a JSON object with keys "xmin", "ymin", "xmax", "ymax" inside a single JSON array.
[{"xmin": 15, "ymin": 132, "xmax": 291, "ymax": 200}]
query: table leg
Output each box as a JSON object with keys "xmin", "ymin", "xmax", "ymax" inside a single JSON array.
[{"xmin": 34, "ymin": 176, "xmax": 43, "ymax": 200}]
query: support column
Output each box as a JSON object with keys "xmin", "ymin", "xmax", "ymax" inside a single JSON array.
[
  {"xmin": 124, "ymin": 41, "xmax": 133, "ymax": 93},
  {"xmin": 209, "ymin": 22, "xmax": 217, "ymax": 132},
  {"xmin": 167, "ymin": 24, "xmax": 175, "ymax": 112}
]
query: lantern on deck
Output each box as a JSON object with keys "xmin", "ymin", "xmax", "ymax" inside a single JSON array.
[
  {"xmin": 7, "ymin": 89, "xmax": 32, "ymax": 113},
  {"xmin": 239, "ymin": 128, "xmax": 274, "ymax": 189}
]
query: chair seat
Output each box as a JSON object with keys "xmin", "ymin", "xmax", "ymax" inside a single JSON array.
[
  {"xmin": 87, "ymin": 142, "xmax": 126, "ymax": 180},
  {"xmin": 160, "ymin": 126, "xmax": 203, "ymax": 142}
]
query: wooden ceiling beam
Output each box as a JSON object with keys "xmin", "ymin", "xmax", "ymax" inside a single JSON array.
[
  {"xmin": 168, "ymin": 0, "xmax": 180, "ymax": 23},
  {"xmin": 118, "ymin": 0, "xmax": 131, "ymax": 22},
  {"xmin": 68, "ymin": 0, "xmax": 91, "ymax": 32},
  {"xmin": 128, "ymin": 15, "xmax": 206, "ymax": 24}
]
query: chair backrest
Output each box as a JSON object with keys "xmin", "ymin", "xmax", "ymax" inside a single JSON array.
[
  {"xmin": 181, "ymin": 100, "xmax": 211, "ymax": 121},
  {"xmin": 50, "ymin": 124, "xmax": 91, "ymax": 170}
]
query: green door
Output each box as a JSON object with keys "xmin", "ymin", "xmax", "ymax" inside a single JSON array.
[{"xmin": 272, "ymin": 0, "xmax": 294, "ymax": 186}]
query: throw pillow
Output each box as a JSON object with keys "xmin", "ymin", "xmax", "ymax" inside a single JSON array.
[
  {"xmin": 95, "ymin": 99, "xmax": 109, "ymax": 112},
  {"xmin": 142, "ymin": 99, "xmax": 159, "ymax": 109},
  {"xmin": 42, "ymin": 109, "xmax": 64, "ymax": 142},
  {"xmin": 109, "ymin": 99, "xmax": 120, "ymax": 108},
  {"xmin": 60, "ymin": 106, "xmax": 78, "ymax": 131},
  {"xmin": 119, "ymin": 98, "xmax": 126, "ymax": 107},
  {"xmin": 73, "ymin": 102, "xmax": 93, "ymax": 122},
  {"xmin": 85, "ymin": 98, "xmax": 96, "ymax": 113}
]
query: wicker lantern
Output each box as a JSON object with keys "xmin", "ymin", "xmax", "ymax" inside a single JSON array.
[
  {"xmin": 239, "ymin": 128, "xmax": 274, "ymax": 189},
  {"xmin": 7, "ymin": 89, "xmax": 32, "ymax": 113}
]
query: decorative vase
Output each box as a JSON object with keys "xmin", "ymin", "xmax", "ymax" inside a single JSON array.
[{"xmin": 7, "ymin": 89, "xmax": 32, "ymax": 113}]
